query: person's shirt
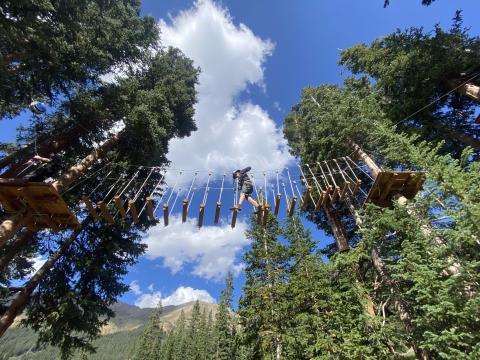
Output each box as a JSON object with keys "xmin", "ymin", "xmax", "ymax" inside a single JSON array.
[{"xmin": 238, "ymin": 166, "xmax": 251, "ymax": 189}]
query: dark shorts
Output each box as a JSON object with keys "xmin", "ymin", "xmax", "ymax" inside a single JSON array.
[{"xmin": 241, "ymin": 181, "xmax": 253, "ymax": 195}]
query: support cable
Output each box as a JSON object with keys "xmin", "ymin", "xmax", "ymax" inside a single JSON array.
[
  {"xmin": 133, "ymin": 167, "xmax": 155, "ymax": 202},
  {"xmin": 166, "ymin": 171, "xmax": 182, "ymax": 205},
  {"xmin": 169, "ymin": 188, "xmax": 181, "ymax": 216},
  {"xmin": 202, "ymin": 173, "xmax": 212, "ymax": 205},
  {"xmin": 218, "ymin": 173, "xmax": 226, "ymax": 202},
  {"xmin": 263, "ymin": 172, "xmax": 268, "ymax": 205}
]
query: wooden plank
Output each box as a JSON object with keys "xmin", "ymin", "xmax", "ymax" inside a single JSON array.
[
  {"xmin": 262, "ymin": 205, "xmax": 270, "ymax": 226},
  {"xmin": 128, "ymin": 200, "xmax": 138, "ymax": 223},
  {"xmin": 256, "ymin": 205, "xmax": 264, "ymax": 225},
  {"xmin": 315, "ymin": 190, "xmax": 328, "ymax": 211},
  {"xmin": 82, "ymin": 196, "xmax": 100, "ymax": 221},
  {"xmin": 163, "ymin": 204, "xmax": 169, "ymax": 226},
  {"xmin": 274, "ymin": 194, "xmax": 281, "ymax": 216},
  {"xmin": 146, "ymin": 197, "xmax": 155, "ymax": 220},
  {"xmin": 231, "ymin": 206, "xmax": 238, "ymax": 228},
  {"xmin": 97, "ymin": 201, "xmax": 114, "ymax": 224},
  {"xmin": 340, "ymin": 181, "xmax": 350, "ymax": 201},
  {"xmin": 198, "ymin": 204, "xmax": 205, "ymax": 228},
  {"xmin": 352, "ymin": 180, "xmax": 361, "ymax": 196},
  {"xmin": 288, "ymin": 196, "xmax": 297, "ymax": 217},
  {"xmin": 114, "ymin": 195, "xmax": 127, "ymax": 219},
  {"xmin": 301, "ymin": 186, "xmax": 312, "ymax": 208},
  {"xmin": 214, "ymin": 202, "xmax": 221, "ymax": 224},
  {"xmin": 330, "ymin": 186, "xmax": 340, "ymax": 204},
  {"xmin": 182, "ymin": 200, "xmax": 189, "ymax": 223}
]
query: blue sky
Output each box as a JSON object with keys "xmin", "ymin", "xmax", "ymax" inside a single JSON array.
[{"xmin": 2, "ymin": 0, "xmax": 479, "ymax": 308}]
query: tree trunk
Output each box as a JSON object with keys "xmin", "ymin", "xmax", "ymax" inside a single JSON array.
[
  {"xmin": 0, "ymin": 222, "xmax": 87, "ymax": 338},
  {"xmin": 0, "ymin": 132, "xmax": 120, "ymax": 250},
  {"xmin": 0, "ymin": 230, "xmax": 35, "ymax": 274},
  {"xmin": 324, "ymin": 204, "xmax": 350, "ymax": 252},
  {"xmin": 347, "ymin": 139, "xmax": 382, "ymax": 178},
  {"xmin": 0, "ymin": 121, "xmax": 108, "ymax": 178},
  {"xmin": 427, "ymin": 120, "xmax": 480, "ymax": 150},
  {"xmin": 0, "ymin": 212, "xmax": 31, "ymax": 250},
  {"xmin": 447, "ymin": 79, "xmax": 480, "ymax": 102}
]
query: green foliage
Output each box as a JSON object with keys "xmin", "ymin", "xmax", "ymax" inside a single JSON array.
[
  {"xmin": 213, "ymin": 272, "xmax": 235, "ymax": 360},
  {"xmin": 133, "ymin": 302, "xmax": 164, "ymax": 360},
  {"xmin": 0, "ymin": 0, "xmax": 158, "ymax": 117}
]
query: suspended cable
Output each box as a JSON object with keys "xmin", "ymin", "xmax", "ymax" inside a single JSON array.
[
  {"xmin": 133, "ymin": 167, "xmax": 155, "ymax": 202},
  {"xmin": 263, "ymin": 172, "xmax": 268, "ymax": 205},
  {"xmin": 169, "ymin": 188, "xmax": 181, "ymax": 216},
  {"xmin": 202, "ymin": 173, "xmax": 212, "ymax": 205},
  {"xmin": 286, "ymin": 168, "xmax": 295, "ymax": 197},
  {"xmin": 185, "ymin": 172, "xmax": 198, "ymax": 200},
  {"xmin": 118, "ymin": 168, "xmax": 141, "ymax": 197},
  {"xmin": 276, "ymin": 170, "xmax": 280, "ymax": 195},
  {"xmin": 166, "ymin": 171, "xmax": 182, "ymax": 205},
  {"xmin": 218, "ymin": 173, "xmax": 226, "ymax": 202}
]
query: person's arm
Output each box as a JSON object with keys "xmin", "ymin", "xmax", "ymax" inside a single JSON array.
[{"xmin": 240, "ymin": 166, "xmax": 251, "ymax": 175}]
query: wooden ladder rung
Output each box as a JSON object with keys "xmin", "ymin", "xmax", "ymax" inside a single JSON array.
[
  {"xmin": 97, "ymin": 201, "xmax": 114, "ymax": 224},
  {"xmin": 214, "ymin": 202, "xmax": 221, "ymax": 224},
  {"xmin": 128, "ymin": 200, "xmax": 138, "ymax": 223},
  {"xmin": 331, "ymin": 186, "xmax": 340, "ymax": 204},
  {"xmin": 315, "ymin": 190, "xmax": 328, "ymax": 211},
  {"xmin": 262, "ymin": 205, "xmax": 270, "ymax": 226},
  {"xmin": 340, "ymin": 181, "xmax": 350, "ymax": 201},
  {"xmin": 274, "ymin": 193, "xmax": 281, "ymax": 216},
  {"xmin": 256, "ymin": 205, "xmax": 264, "ymax": 225},
  {"xmin": 163, "ymin": 204, "xmax": 169, "ymax": 226},
  {"xmin": 288, "ymin": 196, "xmax": 297, "ymax": 217},
  {"xmin": 198, "ymin": 204, "xmax": 205, "ymax": 228},
  {"xmin": 114, "ymin": 195, "xmax": 127, "ymax": 219},
  {"xmin": 302, "ymin": 186, "xmax": 312, "ymax": 208},
  {"xmin": 82, "ymin": 196, "xmax": 100, "ymax": 221},
  {"xmin": 231, "ymin": 206, "xmax": 238, "ymax": 228},
  {"xmin": 352, "ymin": 180, "xmax": 361, "ymax": 196},
  {"xmin": 146, "ymin": 197, "xmax": 155, "ymax": 220},
  {"xmin": 182, "ymin": 200, "xmax": 189, "ymax": 223}
]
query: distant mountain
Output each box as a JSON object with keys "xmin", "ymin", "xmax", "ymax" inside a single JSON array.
[{"xmin": 0, "ymin": 301, "xmax": 218, "ymax": 360}]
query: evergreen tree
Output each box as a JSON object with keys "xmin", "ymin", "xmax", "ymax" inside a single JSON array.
[
  {"xmin": 238, "ymin": 213, "xmax": 289, "ymax": 359},
  {"xmin": 0, "ymin": 0, "xmax": 158, "ymax": 117},
  {"xmin": 133, "ymin": 301, "xmax": 164, "ymax": 360},
  {"xmin": 214, "ymin": 272, "xmax": 234, "ymax": 360}
]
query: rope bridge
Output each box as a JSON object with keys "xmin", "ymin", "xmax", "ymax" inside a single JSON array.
[{"xmin": 0, "ymin": 152, "xmax": 424, "ymax": 232}]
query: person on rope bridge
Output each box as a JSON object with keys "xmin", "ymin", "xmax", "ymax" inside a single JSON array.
[{"xmin": 232, "ymin": 167, "xmax": 259, "ymax": 211}]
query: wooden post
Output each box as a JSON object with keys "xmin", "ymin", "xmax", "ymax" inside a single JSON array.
[
  {"xmin": 274, "ymin": 193, "xmax": 281, "ymax": 216},
  {"xmin": 324, "ymin": 204, "xmax": 349, "ymax": 252},
  {"xmin": 339, "ymin": 181, "xmax": 350, "ymax": 201},
  {"xmin": 288, "ymin": 196, "xmax": 297, "ymax": 217},
  {"xmin": 315, "ymin": 190, "xmax": 328, "ymax": 211},
  {"xmin": 214, "ymin": 202, "xmax": 221, "ymax": 224},
  {"xmin": 146, "ymin": 197, "xmax": 155, "ymax": 220},
  {"xmin": 97, "ymin": 201, "xmax": 114, "ymax": 225},
  {"xmin": 447, "ymin": 79, "xmax": 480, "ymax": 102},
  {"xmin": 256, "ymin": 205, "xmax": 264, "ymax": 225},
  {"xmin": 163, "ymin": 204, "xmax": 169, "ymax": 226},
  {"xmin": 82, "ymin": 196, "xmax": 100, "ymax": 221},
  {"xmin": 262, "ymin": 205, "xmax": 270, "ymax": 226},
  {"xmin": 182, "ymin": 200, "xmax": 189, "ymax": 223},
  {"xmin": 231, "ymin": 207, "xmax": 238, "ymax": 228},
  {"xmin": 128, "ymin": 200, "xmax": 138, "ymax": 223},
  {"xmin": 198, "ymin": 205, "xmax": 205, "ymax": 228},
  {"xmin": 114, "ymin": 195, "xmax": 127, "ymax": 219},
  {"xmin": 302, "ymin": 186, "xmax": 312, "ymax": 208}
]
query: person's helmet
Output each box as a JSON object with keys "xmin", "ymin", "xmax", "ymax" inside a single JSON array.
[
  {"xmin": 233, "ymin": 170, "xmax": 241, "ymax": 179},
  {"xmin": 30, "ymin": 101, "xmax": 47, "ymax": 115}
]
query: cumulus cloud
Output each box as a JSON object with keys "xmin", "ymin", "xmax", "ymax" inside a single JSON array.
[
  {"xmin": 160, "ymin": 0, "xmax": 293, "ymax": 185},
  {"xmin": 129, "ymin": 280, "xmax": 142, "ymax": 295},
  {"xmin": 132, "ymin": 284, "xmax": 216, "ymax": 308},
  {"xmin": 144, "ymin": 215, "xmax": 249, "ymax": 280}
]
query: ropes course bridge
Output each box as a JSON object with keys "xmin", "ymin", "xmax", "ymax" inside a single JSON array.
[{"xmin": 0, "ymin": 142, "xmax": 424, "ymax": 239}]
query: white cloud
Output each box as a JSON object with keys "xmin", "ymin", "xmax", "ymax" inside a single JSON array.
[
  {"xmin": 160, "ymin": 0, "xmax": 293, "ymax": 185},
  {"xmin": 144, "ymin": 214, "xmax": 249, "ymax": 281},
  {"xmin": 162, "ymin": 286, "xmax": 216, "ymax": 306},
  {"xmin": 148, "ymin": 283, "xmax": 155, "ymax": 292},
  {"xmin": 29, "ymin": 256, "xmax": 46, "ymax": 274},
  {"xmin": 133, "ymin": 286, "xmax": 216, "ymax": 308},
  {"xmin": 135, "ymin": 291, "xmax": 162, "ymax": 309},
  {"xmin": 129, "ymin": 280, "xmax": 142, "ymax": 295}
]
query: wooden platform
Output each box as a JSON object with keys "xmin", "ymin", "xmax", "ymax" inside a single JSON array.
[
  {"xmin": 365, "ymin": 171, "xmax": 425, "ymax": 208},
  {"xmin": 0, "ymin": 179, "xmax": 79, "ymax": 231}
]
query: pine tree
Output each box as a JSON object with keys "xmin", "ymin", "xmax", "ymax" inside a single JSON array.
[
  {"xmin": 133, "ymin": 301, "xmax": 164, "ymax": 360},
  {"xmin": 238, "ymin": 213, "xmax": 288, "ymax": 359},
  {"xmin": 214, "ymin": 272, "xmax": 234, "ymax": 360}
]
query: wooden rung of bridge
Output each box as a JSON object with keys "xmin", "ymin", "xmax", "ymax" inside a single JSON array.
[
  {"xmin": 82, "ymin": 196, "xmax": 100, "ymax": 221},
  {"xmin": 128, "ymin": 200, "xmax": 138, "ymax": 223},
  {"xmin": 97, "ymin": 201, "xmax": 114, "ymax": 225},
  {"xmin": 231, "ymin": 206, "xmax": 238, "ymax": 228},
  {"xmin": 163, "ymin": 204, "xmax": 169, "ymax": 226},
  {"xmin": 214, "ymin": 202, "xmax": 221, "ymax": 224},
  {"xmin": 301, "ymin": 186, "xmax": 311, "ymax": 208},
  {"xmin": 288, "ymin": 196, "xmax": 297, "ymax": 217},
  {"xmin": 256, "ymin": 205, "xmax": 264, "ymax": 225},
  {"xmin": 274, "ymin": 193, "xmax": 281, "ymax": 216},
  {"xmin": 182, "ymin": 200, "xmax": 189, "ymax": 223},
  {"xmin": 262, "ymin": 205, "xmax": 270, "ymax": 226},
  {"xmin": 198, "ymin": 204, "xmax": 205, "ymax": 228},
  {"xmin": 114, "ymin": 195, "xmax": 127, "ymax": 219},
  {"xmin": 365, "ymin": 171, "xmax": 425, "ymax": 208},
  {"xmin": 146, "ymin": 197, "xmax": 155, "ymax": 220}
]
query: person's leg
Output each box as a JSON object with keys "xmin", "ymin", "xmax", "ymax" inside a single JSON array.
[
  {"xmin": 247, "ymin": 196, "xmax": 259, "ymax": 208},
  {"xmin": 238, "ymin": 192, "xmax": 246, "ymax": 207}
]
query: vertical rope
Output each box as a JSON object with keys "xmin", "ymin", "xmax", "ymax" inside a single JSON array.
[
  {"xmin": 286, "ymin": 168, "xmax": 295, "ymax": 197},
  {"xmin": 185, "ymin": 172, "xmax": 198, "ymax": 200},
  {"xmin": 133, "ymin": 167, "xmax": 155, "ymax": 202},
  {"xmin": 276, "ymin": 170, "xmax": 280, "ymax": 195},
  {"xmin": 202, "ymin": 173, "xmax": 212, "ymax": 204},
  {"xmin": 218, "ymin": 173, "xmax": 226, "ymax": 202},
  {"xmin": 250, "ymin": 175, "xmax": 260, "ymax": 201},
  {"xmin": 169, "ymin": 188, "xmax": 181, "ymax": 216},
  {"xmin": 166, "ymin": 171, "xmax": 182, "ymax": 205},
  {"xmin": 263, "ymin": 172, "xmax": 268, "ymax": 205}
]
